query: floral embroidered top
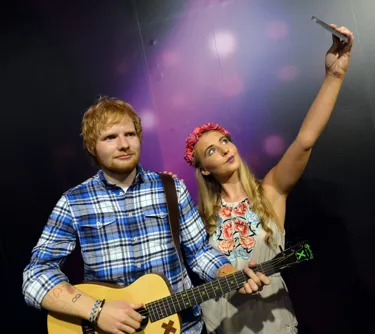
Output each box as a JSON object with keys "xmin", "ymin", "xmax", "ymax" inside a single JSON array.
[
  {"xmin": 215, "ymin": 197, "xmax": 262, "ymax": 263},
  {"xmin": 202, "ymin": 198, "xmax": 298, "ymax": 333}
]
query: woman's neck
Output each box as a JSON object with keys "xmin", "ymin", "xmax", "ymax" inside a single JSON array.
[{"xmin": 219, "ymin": 173, "xmax": 247, "ymax": 202}]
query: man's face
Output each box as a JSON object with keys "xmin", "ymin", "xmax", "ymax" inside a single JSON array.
[{"xmin": 94, "ymin": 117, "xmax": 141, "ymax": 175}]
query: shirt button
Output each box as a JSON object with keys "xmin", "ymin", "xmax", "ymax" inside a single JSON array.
[
  {"xmin": 96, "ymin": 222, "xmax": 102, "ymax": 228},
  {"xmin": 136, "ymin": 263, "xmax": 141, "ymax": 268},
  {"xmin": 128, "ymin": 213, "xmax": 133, "ymax": 217},
  {"xmin": 133, "ymin": 237, "xmax": 137, "ymax": 242},
  {"xmin": 119, "ymin": 192, "xmax": 124, "ymax": 195}
]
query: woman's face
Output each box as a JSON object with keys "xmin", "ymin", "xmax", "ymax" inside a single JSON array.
[{"xmin": 194, "ymin": 130, "xmax": 241, "ymax": 178}]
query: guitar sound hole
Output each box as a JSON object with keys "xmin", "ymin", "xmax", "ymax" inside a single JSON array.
[{"xmin": 136, "ymin": 307, "xmax": 149, "ymax": 332}]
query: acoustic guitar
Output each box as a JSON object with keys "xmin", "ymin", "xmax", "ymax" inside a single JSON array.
[{"xmin": 47, "ymin": 240, "xmax": 313, "ymax": 334}]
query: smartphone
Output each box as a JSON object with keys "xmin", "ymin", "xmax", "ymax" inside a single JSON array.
[{"xmin": 311, "ymin": 16, "xmax": 349, "ymax": 43}]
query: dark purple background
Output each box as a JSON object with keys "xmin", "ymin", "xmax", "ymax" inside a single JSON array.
[{"xmin": 2, "ymin": 1, "xmax": 375, "ymax": 333}]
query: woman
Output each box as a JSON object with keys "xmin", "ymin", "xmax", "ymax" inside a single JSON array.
[{"xmin": 181, "ymin": 25, "xmax": 353, "ymax": 333}]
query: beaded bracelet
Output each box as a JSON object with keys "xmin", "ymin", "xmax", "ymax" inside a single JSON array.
[
  {"xmin": 89, "ymin": 299, "xmax": 102, "ymax": 324},
  {"xmin": 92, "ymin": 299, "xmax": 106, "ymax": 325}
]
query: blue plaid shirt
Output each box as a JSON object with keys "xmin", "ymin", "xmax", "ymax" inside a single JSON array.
[{"xmin": 23, "ymin": 165, "xmax": 229, "ymax": 333}]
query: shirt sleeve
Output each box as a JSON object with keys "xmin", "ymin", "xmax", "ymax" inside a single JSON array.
[
  {"xmin": 22, "ymin": 195, "xmax": 77, "ymax": 310},
  {"xmin": 176, "ymin": 179, "xmax": 230, "ymax": 281}
]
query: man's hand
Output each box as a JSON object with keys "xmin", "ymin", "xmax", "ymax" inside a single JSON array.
[{"xmin": 97, "ymin": 300, "xmax": 143, "ymax": 334}]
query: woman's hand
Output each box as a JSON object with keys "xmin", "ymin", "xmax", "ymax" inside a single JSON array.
[{"xmin": 325, "ymin": 25, "xmax": 354, "ymax": 79}]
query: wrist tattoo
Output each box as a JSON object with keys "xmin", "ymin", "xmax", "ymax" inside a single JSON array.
[{"xmin": 72, "ymin": 294, "xmax": 82, "ymax": 303}]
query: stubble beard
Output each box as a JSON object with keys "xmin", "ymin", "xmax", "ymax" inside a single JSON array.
[{"xmin": 99, "ymin": 153, "xmax": 140, "ymax": 175}]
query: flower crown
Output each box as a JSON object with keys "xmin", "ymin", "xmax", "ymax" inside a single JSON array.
[{"xmin": 184, "ymin": 123, "xmax": 231, "ymax": 166}]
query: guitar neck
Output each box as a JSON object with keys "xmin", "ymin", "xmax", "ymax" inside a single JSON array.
[{"xmin": 146, "ymin": 259, "xmax": 277, "ymax": 322}]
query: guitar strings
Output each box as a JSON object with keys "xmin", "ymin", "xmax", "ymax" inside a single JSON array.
[
  {"xmin": 146, "ymin": 252, "xmax": 303, "ymax": 315},
  {"xmin": 145, "ymin": 251, "xmax": 309, "ymax": 320}
]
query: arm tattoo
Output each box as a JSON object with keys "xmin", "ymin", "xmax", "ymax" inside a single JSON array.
[
  {"xmin": 72, "ymin": 294, "xmax": 82, "ymax": 303},
  {"xmin": 65, "ymin": 284, "xmax": 75, "ymax": 295},
  {"xmin": 52, "ymin": 288, "xmax": 63, "ymax": 298}
]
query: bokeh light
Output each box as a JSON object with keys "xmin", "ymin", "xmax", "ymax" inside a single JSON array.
[
  {"xmin": 263, "ymin": 135, "xmax": 286, "ymax": 156},
  {"xmin": 162, "ymin": 51, "xmax": 180, "ymax": 67},
  {"xmin": 139, "ymin": 109, "xmax": 157, "ymax": 130},
  {"xmin": 277, "ymin": 65, "xmax": 299, "ymax": 82},
  {"xmin": 211, "ymin": 31, "xmax": 237, "ymax": 59},
  {"xmin": 266, "ymin": 21, "xmax": 289, "ymax": 40}
]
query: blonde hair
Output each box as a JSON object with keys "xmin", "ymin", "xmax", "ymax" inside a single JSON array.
[
  {"xmin": 195, "ymin": 153, "xmax": 279, "ymax": 246},
  {"xmin": 81, "ymin": 96, "xmax": 142, "ymax": 159}
]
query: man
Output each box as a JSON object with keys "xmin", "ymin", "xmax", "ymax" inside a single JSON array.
[{"xmin": 22, "ymin": 96, "xmax": 270, "ymax": 334}]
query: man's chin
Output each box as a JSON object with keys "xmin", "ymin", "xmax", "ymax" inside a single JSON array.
[
  {"xmin": 101, "ymin": 159, "xmax": 138, "ymax": 174},
  {"xmin": 111, "ymin": 162, "xmax": 138, "ymax": 174}
]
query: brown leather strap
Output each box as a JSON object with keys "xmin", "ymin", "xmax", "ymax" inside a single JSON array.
[{"xmin": 158, "ymin": 173, "xmax": 185, "ymax": 283}]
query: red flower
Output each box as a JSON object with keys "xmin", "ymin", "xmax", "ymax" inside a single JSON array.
[
  {"xmin": 233, "ymin": 202, "xmax": 248, "ymax": 216},
  {"xmin": 222, "ymin": 221, "xmax": 234, "ymax": 239},
  {"xmin": 219, "ymin": 240, "xmax": 235, "ymax": 253},
  {"xmin": 234, "ymin": 220, "xmax": 249, "ymax": 236},
  {"xmin": 184, "ymin": 123, "xmax": 231, "ymax": 166},
  {"xmin": 240, "ymin": 236, "xmax": 256, "ymax": 249},
  {"xmin": 220, "ymin": 206, "xmax": 232, "ymax": 219}
]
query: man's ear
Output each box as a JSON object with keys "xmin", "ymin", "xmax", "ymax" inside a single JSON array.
[
  {"xmin": 87, "ymin": 147, "xmax": 96, "ymax": 156},
  {"xmin": 200, "ymin": 168, "xmax": 211, "ymax": 176}
]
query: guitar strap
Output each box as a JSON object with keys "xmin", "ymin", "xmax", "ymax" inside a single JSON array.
[{"xmin": 158, "ymin": 173, "xmax": 185, "ymax": 289}]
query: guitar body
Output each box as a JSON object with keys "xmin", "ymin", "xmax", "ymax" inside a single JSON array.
[
  {"xmin": 47, "ymin": 241, "xmax": 313, "ymax": 334},
  {"xmin": 47, "ymin": 273, "xmax": 181, "ymax": 334}
]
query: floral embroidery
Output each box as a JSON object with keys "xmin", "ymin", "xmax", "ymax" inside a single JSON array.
[
  {"xmin": 215, "ymin": 198, "xmax": 259, "ymax": 260},
  {"xmin": 246, "ymin": 210, "xmax": 260, "ymax": 224},
  {"xmin": 219, "ymin": 240, "xmax": 235, "ymax": 253},
  {"xmin": 234, "ymin": 219, "xmax": 249, "ymax": 236},
  {"xmin": 233, "ymin": 202, "xmax": 247, "ymax": 216},
  {"xmin": 222, "ymin": 221, "xmax": 234, "ymax": 239},
  {"xmin": 220, "ymin": 206, "xmax": 232, "ymax": 219},
  {"xmin": 239, "ymin": 236, "xmax": 256, "ymax": 249}
]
